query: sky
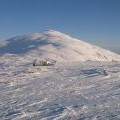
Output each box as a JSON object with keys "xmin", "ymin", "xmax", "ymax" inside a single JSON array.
[{"xmin": 0, "ymin": 0, "xmax": 120, "ymax": 50}]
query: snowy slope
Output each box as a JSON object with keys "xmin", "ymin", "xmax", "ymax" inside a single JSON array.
[
  {"xmin": 0, "ymin": 59, "xmax": 120, "ymax": 120},
  {"xmin": 0, "ymin": 30, "xmax": 120, "ymax": 120},
  {"xmin": 0, "ymin": 30, "xmax": 120, "ymax": 62}
]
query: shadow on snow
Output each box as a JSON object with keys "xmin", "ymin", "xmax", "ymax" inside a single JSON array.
[{"xmin": 0, "ymin": 37, "xmax": 61, "ymax": 56}]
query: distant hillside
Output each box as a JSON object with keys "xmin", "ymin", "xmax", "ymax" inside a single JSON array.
[{"xmin": 0, "ymin": 30, "xmax": 120, "ymax": 62}]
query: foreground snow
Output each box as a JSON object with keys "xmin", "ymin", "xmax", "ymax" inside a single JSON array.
[{"xmin": 0, "ymin": 55, "xmax": 120, "ymax": 120}]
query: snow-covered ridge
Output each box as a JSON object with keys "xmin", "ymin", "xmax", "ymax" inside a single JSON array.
[{"xmin": 0, "ymin": 30, "xmax": 120, "ymax": 62}]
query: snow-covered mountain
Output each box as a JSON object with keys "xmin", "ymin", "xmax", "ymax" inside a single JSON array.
[
  {"xmin": 1, "ymin": 30, "xmax": 120, "ymax": 120},
  {"xmin": 0, "ymin": 30, "xmax": 120, "ymax": 62}
]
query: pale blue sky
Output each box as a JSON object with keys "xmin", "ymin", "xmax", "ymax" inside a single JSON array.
[{"xmin": 0, "ymin": 0, "xmax": 120, "ymax": 49}]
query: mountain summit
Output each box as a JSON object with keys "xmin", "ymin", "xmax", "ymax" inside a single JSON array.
[{"xmin": 0, "ymin": 30, "xmax": 120, "ymax": 62}]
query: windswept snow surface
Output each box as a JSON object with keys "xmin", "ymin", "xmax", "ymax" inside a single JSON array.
[
  {"xmin": 0, "ymin": 30, "xmax": 120, "ymax": 120},
  {"xmin": 0, "ymin": 57, "xmax": 120, "ymax": 120}
]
